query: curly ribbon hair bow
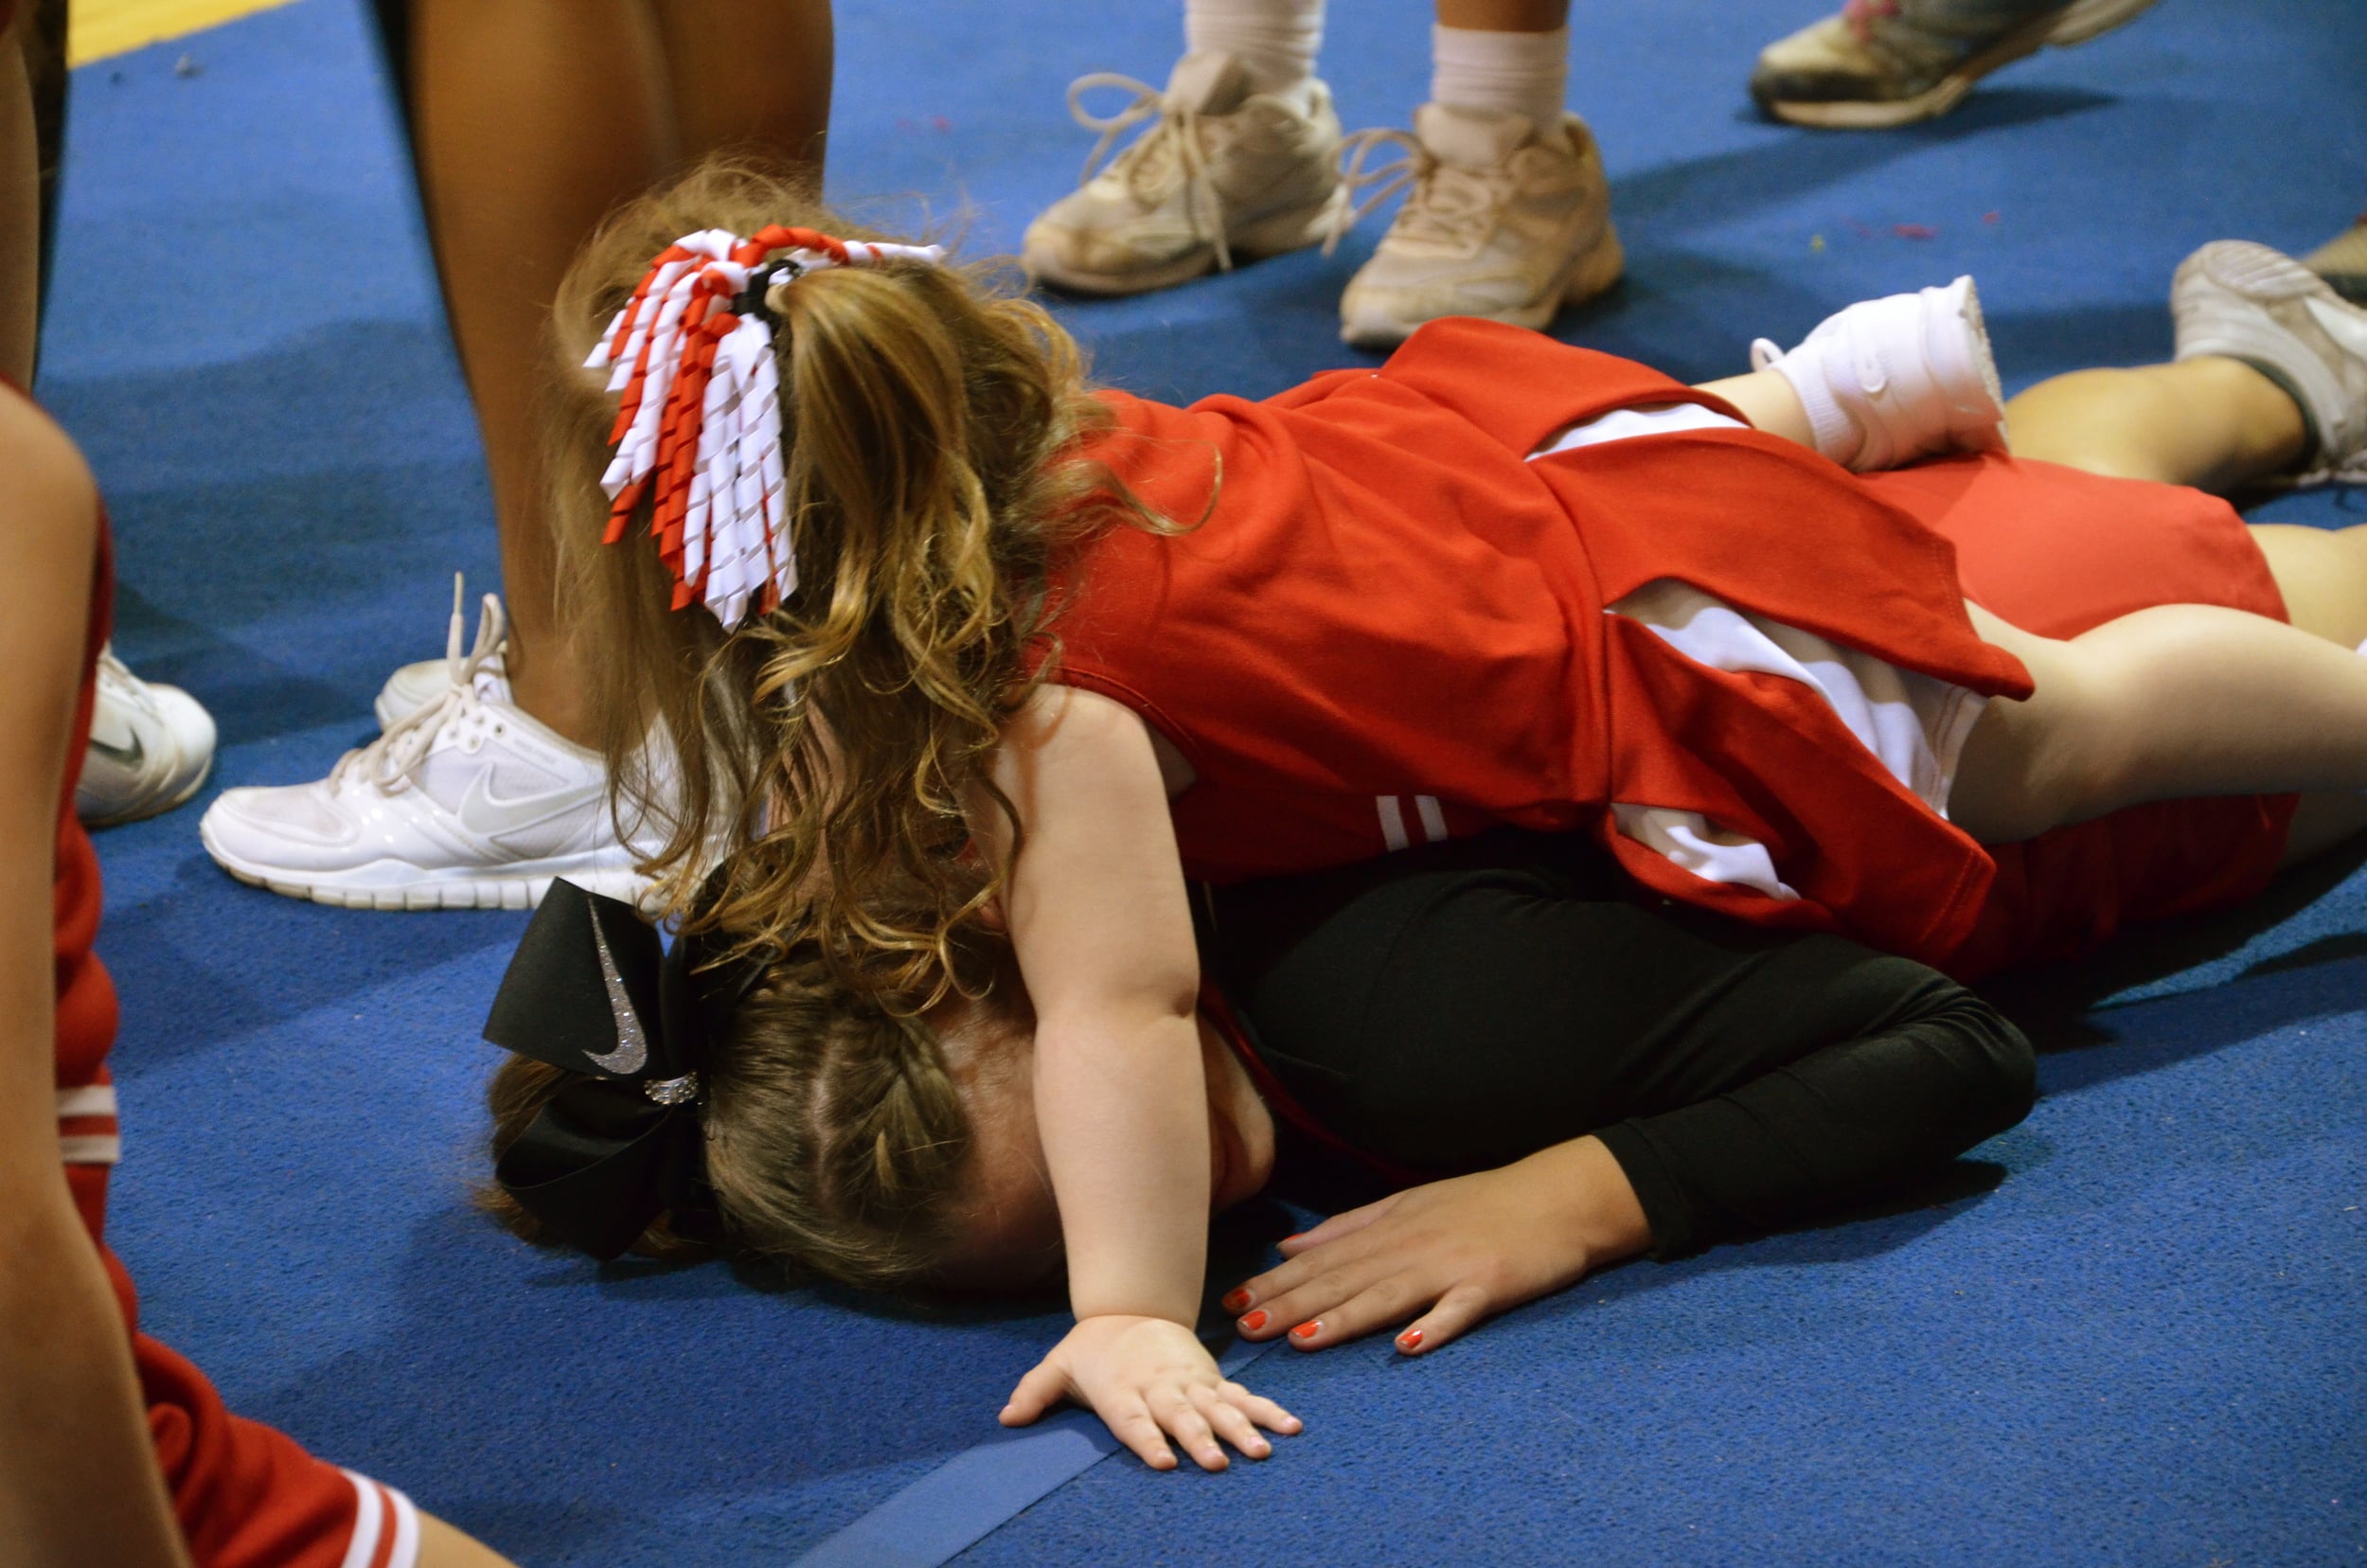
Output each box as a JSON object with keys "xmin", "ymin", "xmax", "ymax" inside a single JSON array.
[
  {"xmin": 484, "ymin": 879, "xmax": 766, "ymax": 1260},
  {"xmin": 585, "ymin": 224, "xmax": 948, "ymax": 630}
]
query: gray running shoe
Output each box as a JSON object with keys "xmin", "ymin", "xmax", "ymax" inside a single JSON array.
[
  {"xmin": 2303, "ymin": 215, "xmax": 2367, "ymax": 308},
  {"xmin": 2174, "ymin": 241, "xmax": 2367, "ymax": 488},
  {"xmin": 1751, "ymin": 0, "xmax": 2162, "ymax": 129}
]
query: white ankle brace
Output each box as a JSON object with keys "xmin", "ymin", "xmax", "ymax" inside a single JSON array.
[{"xmin": 1752, "ymin": 277, "xmax": 2006, "ymax": 473}]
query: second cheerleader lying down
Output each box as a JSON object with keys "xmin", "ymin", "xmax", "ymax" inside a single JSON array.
[{"xmin": 480, "ymin": 163, "xmax": 2367, "ymax": 1470}]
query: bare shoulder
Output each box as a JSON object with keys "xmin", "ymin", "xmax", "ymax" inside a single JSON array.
[{"xmin": 1005, "ymin": 685, "xmax": 1195, "ymax": 795}]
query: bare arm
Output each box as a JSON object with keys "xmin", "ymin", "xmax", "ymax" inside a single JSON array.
[
  {"xmin": 992, "ymin": 686, "xmax": 1206, "ymax": 1323},
  {"xmin": 0, "ymin": 393, "xmax": 191, "ymax": 1567},
  {"xmin": 986, "ymin": 686, "xmax": 1296, "ymax": 1469}
]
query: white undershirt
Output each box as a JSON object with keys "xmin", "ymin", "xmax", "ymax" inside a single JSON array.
[{"xmin": 1535, "ymin": 403, "xmax": 1986, "ymax": 901}]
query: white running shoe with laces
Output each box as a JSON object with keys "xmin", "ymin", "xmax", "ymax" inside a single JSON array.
[
  {"xmin": 199, "ymin": 580, "xmax": 650, "ymax": 911},
  {"xmin": 1023, "ymin": 51, "xmax": 1345, "ymax": 296},
  {"xmin": 1333, "ymin": 103, "xmax": 1623, "ymax": 349},
  {"xmin": 2173, "ymin": 241, "xmax": 2367, "ymax": 489},
  {"xmin": 375, "ymin": 646, "xmax": 507, "ymax": 730},
  {"xmin": 1748, "ymin": 276, "xmax": 2006, "ymax": 472},
  {"xmin": 77, "ymin": 647, "xmax": 217, "ymax": 828}
]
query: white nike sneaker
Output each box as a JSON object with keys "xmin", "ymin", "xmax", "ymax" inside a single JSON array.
[
  {"xmin": 76, "ymin": 647, "xmax": 217, "ymax": 828},
  {"xmin": 1023, "ymin": 51, "xmax": 1346, "ymax": 295},
  {"xmin": 2174, "ymin": 240, "xmax": 2367, "ymax": 488},
  {"xmin": 1749, "ymin": 276, "xmax": 2007, "ymax": 472},
  {"xmin": 1333, "ymin": 104, "xmax": 1624, "ymax": 349},
  {"xmin": 375, "ymin": 646, "xmax": 507, "ymax": 730},
  {"xmin": 198, "ymin": 583, "xmax": 650, "ymax": 911}
]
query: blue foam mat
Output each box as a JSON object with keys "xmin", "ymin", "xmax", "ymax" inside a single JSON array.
[{"xmin": 39, "ymin": 0, "xmax": 2367, "ymax": 1561}]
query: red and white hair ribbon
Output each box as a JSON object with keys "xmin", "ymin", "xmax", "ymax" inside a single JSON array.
[{"xmin": 585, "ymin": 224, "xmax": 947, "ymax": 629}]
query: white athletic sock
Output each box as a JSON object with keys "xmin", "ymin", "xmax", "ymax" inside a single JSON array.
[
  {"xmin": 1430, "ymin": 24, "xmax": 1570, "ymax": 136},
  {"xmin": 1185, "ymin": 0, "xmax": 1325, "ymax": 97}
]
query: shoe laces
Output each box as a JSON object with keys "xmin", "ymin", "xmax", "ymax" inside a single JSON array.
[
  {"xmin": 1066, "ymin": 72, "xmax": 1235, "ymax": 272},
  {"xmin": 332, "ymin": 574, "xmax": 509, "ymax": 794},
  {"xmin": 1326, "ymin": 127, "xmax": 1511, "ymax": 258}
]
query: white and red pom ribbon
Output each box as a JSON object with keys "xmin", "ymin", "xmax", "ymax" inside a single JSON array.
[{"xmin": 586, "ymin": 224, "xmax": 947, "ymax": 629}]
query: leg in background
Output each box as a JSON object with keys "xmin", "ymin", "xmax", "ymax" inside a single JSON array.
[
  {"xmin": 2003, "ymin": 357, "xmax": 2307, "ymax": 492},
  {"xmin": 0, "ymin": 9, "xmax": 37, "ymax": 388},
  {"xmin": 404, "ymin": 0, "xmax": 677, "ymax": 744},
  {"xmin": 651, "ymin": 0, "xmax": 832, "ymax": 175},
  {"xmin": 1434, "ymin": 0, "xmax": 1565, "ymax": 28},
  {"xmin": 24, "ymin": 0, "xmax": 59, "ymax": 327}
]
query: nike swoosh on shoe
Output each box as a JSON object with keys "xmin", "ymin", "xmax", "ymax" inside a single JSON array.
[
  {"xmin": 2305, "ymin": 294, "xmax": 2367, "ymax": 364},
  {"xmin": 88, "ymin": 729, "xmax": 146, "ymax": 770},
  {"xmin": 454, "ymin": 771, "xmax": 602, "ymax": 850}
]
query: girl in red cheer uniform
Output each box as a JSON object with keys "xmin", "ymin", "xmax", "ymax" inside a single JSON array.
[
  {"xmin": 492, "ymin": 161, "xmax": 2367, "ymax": 1473},
  {"xmin": 0, "ymin": 381, "xmax": 515, "ymax": 1565}
]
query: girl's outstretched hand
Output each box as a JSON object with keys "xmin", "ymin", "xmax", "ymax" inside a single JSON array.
[
  {"xmin": 1222, "ymin": 1135, "xmax": 1653, "ymax": 1357},
  {"xmin": 1000, "ymin": 1314, "xmax": 1301, "ymax": 1471}
]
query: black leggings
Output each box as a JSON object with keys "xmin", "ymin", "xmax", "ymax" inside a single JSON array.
[{"xmin": 1201, "ymin": 831, "xmax": 2036, "ymax": 1259}]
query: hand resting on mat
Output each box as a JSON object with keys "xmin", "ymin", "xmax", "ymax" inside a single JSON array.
[
  {"xmin": 999, "ymin": 1313, "xmax": 1300, "ymax": 1471},
  {"xmin": 1220, "ymin": 1134, "xmax": 1651, "ymax": 1356}
]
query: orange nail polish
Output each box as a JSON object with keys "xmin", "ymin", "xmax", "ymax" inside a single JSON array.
[
  {"xmin": 1290, "ymin": 1321, "xmax": 1321, "ymax": 1341},
  {"xmin": 1397, "ymin": 1327, "xmax": 1423, "ymax": 1351},
  {"xmin": 1239, "ymin": 1309, "xmax": 1269, "ymax": 1331},
  {"xmin": 1221, "ymin": 1288, "xmax": 1250, "ymax": 1313}
]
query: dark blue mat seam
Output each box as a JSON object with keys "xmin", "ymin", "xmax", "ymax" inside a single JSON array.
[{"xmin": 791, "ymin": 1336, "xmax": 1285, "ymax": 1567}]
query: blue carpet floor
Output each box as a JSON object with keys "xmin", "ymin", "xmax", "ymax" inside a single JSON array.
[{"xmin": 38, "ymin": 0, "xmax": 2367, "ymax": 1561}]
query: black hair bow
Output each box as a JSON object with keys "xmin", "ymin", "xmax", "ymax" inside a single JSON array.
[{"xmin": 484, "ymin": 879, "xmax": 762, "ymax": 1260}]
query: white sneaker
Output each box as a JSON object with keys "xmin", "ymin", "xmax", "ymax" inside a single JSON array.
[
  {"xmin": 77, "ymin": 647, "xmax": 216, "ymax": 828},
  {"xmin": 1749, "ymin": 276, "xmax": 2006, "ymax": 472},
  {"xmin": 1023, "ymin": 51, "xmax": 1346, "ymax": 295},
  {"xmin": 2174, "ymin": 240, "xmax": 2367, "ymax": 488},
  {"xmin": 375, "ymin": 647, "xmax": 507, "ymax": 730},
  {"xmin": 1333, "ymin": 104, "xmax": 1624, "ymax": 350},
  {"xmin": 198, "ymin": 583, "xmax": 650, "ymax": 911}
]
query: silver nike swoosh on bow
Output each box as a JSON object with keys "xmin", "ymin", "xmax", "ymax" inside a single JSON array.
[{"xmin": 586, "ymin": 914, "xmax": 650, "ymax": 1075}]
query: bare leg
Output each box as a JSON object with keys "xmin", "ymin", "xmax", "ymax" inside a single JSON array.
[
  {"xmin": 403, "ymin": 0, "xmax": 834, "ymax": 745},
  {"xmin": 1954, "ymin": 599, "xmax": 2367, "ymax": 844},
  {"xmin": 1435, "ymin": 0, "xmax": 1567, "ymax": 27},
  {"xmin": 2003, "ymin": 356, "xmax": 2307, "ymax": 491},
  {"xmin": 2238, "ymin": 522, "xmax": 2367, "ymax": 864},
  {"xmin": 406, "ymin": 0, "xmax": 676, "ymax": 744},
  {"xmin": 651, "ymin": 0, "xmax": 834, "ymax": 169},
  {"xmin": 1697, "ymin": 367, "xmax": 1815, "ymax": 447},
  {"xmin": 418, "ymin": 1510, "xmax": 522, "ymax": 1568},
  {"xmin": 0, "ymin": 12, "xmax": 38, "ymax": 388}
]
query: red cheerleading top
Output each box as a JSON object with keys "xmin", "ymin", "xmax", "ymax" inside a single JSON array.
[{"xmin": 1047, "ymin": 318, "xmax": 2035, "ymax": 973}]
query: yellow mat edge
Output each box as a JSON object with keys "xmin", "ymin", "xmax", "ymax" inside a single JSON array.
[{"xmin": 68, "ymin": 0, "xmax": 304, "ymax": 67}]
